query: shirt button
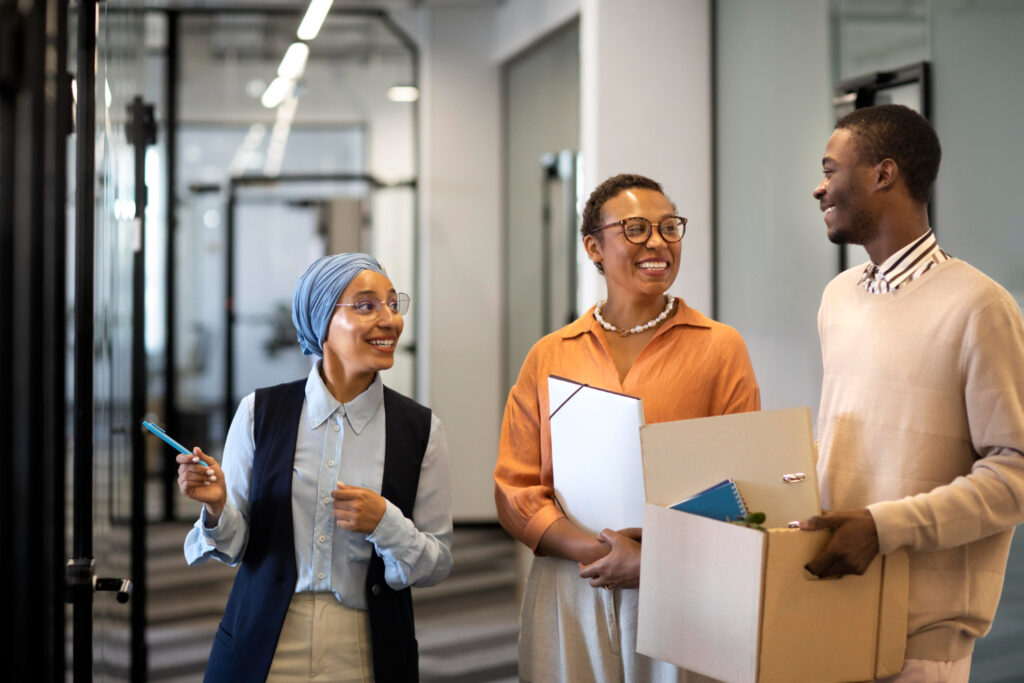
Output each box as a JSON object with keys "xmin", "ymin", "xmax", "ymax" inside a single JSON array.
[
  {"xmin": 318, "ymin": 572, "xmax": 325, "ymax": 580},
  {"xmin": 332, "ymin": 425, "xmax": 340, "ymax": 432},
  {"xmin": 328, "ymin": 460, "xmax": 335, "ymax": 467},
  {"xmin": 323, "ymin": 496, "xmax": 330, "ymax": 504},
  {"xmin": 318, "ymin": 535, "xmax": 326, "ymax": 543}
]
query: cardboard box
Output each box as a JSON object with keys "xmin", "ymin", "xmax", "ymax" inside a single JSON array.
[{"xmin": 636, "ymin": 407, "xmax": 908, "ymax": 683}]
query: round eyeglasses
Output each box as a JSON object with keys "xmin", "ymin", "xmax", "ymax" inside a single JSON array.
[
  {"xmin": 335, "ymin": 293, "xmax": 411, "ymax": 317},
  {"xmin": 594, "ymin": 216, "xmax": 687, "ymax": 244}
]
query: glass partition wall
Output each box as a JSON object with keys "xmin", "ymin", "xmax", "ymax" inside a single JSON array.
[
  {"xmin": 170, "ymin": 10, "xmax": 419, "ymax": 516},
  {"xmin": 53, "ymin": 5, "xmax": 419, "ymax": 679},
  {"xmin": 66, "ymin": 3, "xmax": 152, "ymax": 679}
]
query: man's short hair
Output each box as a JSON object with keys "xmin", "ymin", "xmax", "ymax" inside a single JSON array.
[{"xmin": 835, "ymin": 104, "xmax": 941, "ymax": 204}]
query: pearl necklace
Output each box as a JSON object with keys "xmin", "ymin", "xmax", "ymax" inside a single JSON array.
[{"xmin": 594, "ymin": 295, "xmax": 675, "ymax": 337}]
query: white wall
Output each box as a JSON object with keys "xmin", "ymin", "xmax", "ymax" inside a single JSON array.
[
  {"xmin": 408, "ymin": 5, "xmax": 504, "ymax": 520},
  {"xmin": 929, "ymin": 0, "xmax": 1024, "ymax": 308},
  {"xmin": 714, "ymin": 0, "xmax": 834, "ymax": 421},
  {"xmin": 579, "ymin": 0, "xmax": 713, "ymax": 314},
  {"xmin": 491, "ymin": 0, "xmax": 581, "ymax": 62},
  {"xmin": 393, "ymin": 1, "xmax": 588, "ymax": 521},
  {"xmin": 400, "ymin": 0, "xmax": 717, "ymax": 520},
  {"xmin": 503, "ymin": 22, "xmax": 580, "ymax": 392}
]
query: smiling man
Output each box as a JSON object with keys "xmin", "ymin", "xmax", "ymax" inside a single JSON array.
[{"xmin": 800, "ymin": 104, "xmax": 1024, "ymax": 682}]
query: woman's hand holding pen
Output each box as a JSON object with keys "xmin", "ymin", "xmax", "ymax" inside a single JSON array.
[
  {"xmin": 176, "ymin": 448, "xmax": 227, "ymax": 525},
  {"xmin": 332, "ymin": 483, "xmax": 387, "ymax": 534},
  {"xmin": 578, "ymin": 527, "xmax": 642, "ymax": 590}
]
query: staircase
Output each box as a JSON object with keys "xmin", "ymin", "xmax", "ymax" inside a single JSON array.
[{"xmin": 146, "ymin": 521, "xmax": 236, "ymax": 682}]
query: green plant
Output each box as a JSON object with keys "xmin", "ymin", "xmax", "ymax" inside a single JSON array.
[{"xmin": 731, "ymin": 511, "xmax": 767, "ymax": 531}]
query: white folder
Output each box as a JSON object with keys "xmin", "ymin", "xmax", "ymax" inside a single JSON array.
[{"xmin": 548, "ymin": 375, "xmax": 646, "ymax": 535}]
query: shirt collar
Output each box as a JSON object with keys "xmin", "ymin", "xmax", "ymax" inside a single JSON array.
[
  {"xmin": 304, "ymin": 363, "xmax": 384, "ymax": 434},
  {"xmin": 858, "ymin": 229, "xmax": 944, "ymax": 291},
  {"xmin": 561, "ymin": 296, "xmax": 711, "ymax": 341}
]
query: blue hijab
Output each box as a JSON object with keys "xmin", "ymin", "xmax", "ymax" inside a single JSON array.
[{"xmin": 291, "ymin": 253, "xmax": 386, "ymax": 357}]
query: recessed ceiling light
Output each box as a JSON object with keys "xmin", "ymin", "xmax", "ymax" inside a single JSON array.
[{"xmin": 387, "ymin": 85, "xmax": 419, "ymax": 103}]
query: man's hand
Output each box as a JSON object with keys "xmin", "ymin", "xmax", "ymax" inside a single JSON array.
[
  {"xmin": 799, "ymin": 509, "xmax": 880, "ymax": 578},
  {"xmin": 578, "ymin": 528, "xmax": 642, "ymax": 590},
  {"xmin": 332, "ymin": 483, "xmax": 387, "ymax": 534}
]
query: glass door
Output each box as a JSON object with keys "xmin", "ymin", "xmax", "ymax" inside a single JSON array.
[
  {"xmin": 169, "ymin": 10, "xmax": 419, "ymax": 484},
  {"xmin": 66, "ymin": 3, "xmax": 153, "ymax": 679}
]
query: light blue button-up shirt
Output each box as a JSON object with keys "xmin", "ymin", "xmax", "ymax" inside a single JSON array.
[{"xmin": 184, "ymin": 365, "xmax": 453, "ymax": 609}]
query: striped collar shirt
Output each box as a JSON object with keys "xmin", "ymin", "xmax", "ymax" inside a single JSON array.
[{"xmin": 858, "ymin": 229, "xmax": 950, "ymax": 294}]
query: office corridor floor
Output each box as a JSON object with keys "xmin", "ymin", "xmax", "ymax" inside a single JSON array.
[
  {"xmin": 97, "ymin": 518, "xmax": 1024, "ymax": 681},
  {"xmin": 138, "ymin": 522, "xmax": 520, "ymax": 682}
]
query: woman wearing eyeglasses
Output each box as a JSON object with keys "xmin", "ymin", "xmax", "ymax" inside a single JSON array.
[
  {"xmin": 495, "ymin": 174, "xmax": 760, "ymax": 682},
  {"xmin": 177, "ymin": 253, "xmax": 452, "ymax": 682}
]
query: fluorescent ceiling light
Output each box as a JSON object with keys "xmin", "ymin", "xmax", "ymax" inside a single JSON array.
[
  {"xmin": 264, "ymin": 97, "xmax": 299, "ymax": 177},
  {"xmin": 387, "ymin": 85, "xmax": 419, "ymax": 103},
  {"xmin": 278, "ymin": 42, "xmax": 310, "ymax": 81},
  {"xmin": 228, "ymin": 123, "xmax": 268, "ymax": 176},
  {"xmin": 260, "ymin": 77, "xmax": 293, "ymax": 109},
  {"xmin": 297, "ymin": 0, "xmax": 334, "ymax": 41}
]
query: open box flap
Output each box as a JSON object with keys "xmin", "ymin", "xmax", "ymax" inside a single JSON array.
[{"xmin": 640, "ymin": 407, "xmax": 821, "ymax": 528}]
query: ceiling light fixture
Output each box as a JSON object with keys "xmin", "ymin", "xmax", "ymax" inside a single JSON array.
[
  {"xmin": 260, "ymin": 77, "xmax": 294, "ymax": 109},
  {"xmin": 297, "ymin": 0, "xmax": 334, "ymax": 41},
  {"xmin": 277, "ymin": 42, "xmax": 310, "ymax": 81},
  {"xmin": 264, "ymin": 96, "xmax": 299, "ymax": 177},
  {"xmin": 228, "ymin": 123, "xmax": 268, "ymax": 176},
  {"xmin": 387, "ymin": 85, "xmax": 420, "ymax": 103}
]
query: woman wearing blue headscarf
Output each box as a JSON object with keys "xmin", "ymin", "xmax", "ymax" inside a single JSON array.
[{"xmin": 177, "ymin": 253, "xmax": 453, "ymax": 682}]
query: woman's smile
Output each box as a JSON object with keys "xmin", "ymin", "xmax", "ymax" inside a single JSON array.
[
  {"xmin": 636, "ymin": 257, "xmax": 671, "ymax": 276},
  {"xmin": 585, "ymin": 187, "xmax": 682, "ymax": 298},
  {"xmin": 367, "ymin": 335, "xmax": 397, "ymax": 352}
]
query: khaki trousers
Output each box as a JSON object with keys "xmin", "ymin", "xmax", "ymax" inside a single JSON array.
[
  {"xmin": 876, "ymin": 656, "xmax": 972, "ymax": 683},
  {"xmin": 266, "ymin": 592, "xmax": 374, "ymax": 682}
]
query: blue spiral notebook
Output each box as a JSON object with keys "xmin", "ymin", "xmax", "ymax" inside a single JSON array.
[{"xmin": 670, "ymin": 479, "xmax": 748, "ymax": 522}]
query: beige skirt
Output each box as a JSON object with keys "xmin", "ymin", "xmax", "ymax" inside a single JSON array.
[
  {"xmin": 518, "ymin": 555, "xmax": 719, "ymax": 683},
  {"xmin": 266, "ymin": 592, "xmax": 374, "ymax": 682}
]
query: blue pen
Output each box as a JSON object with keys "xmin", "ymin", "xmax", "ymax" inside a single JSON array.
[{"xmin": 142, "ymin": 420, "xmax": 210, "ymax": 468}]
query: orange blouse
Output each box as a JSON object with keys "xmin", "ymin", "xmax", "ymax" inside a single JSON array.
[{"xmin": 494, "ymin": 300, "xmax": 761, "ymax": 550}]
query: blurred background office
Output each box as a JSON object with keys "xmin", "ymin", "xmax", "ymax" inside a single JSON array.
[{"xmin": 2, "ymin": 0, "xmax": 1021, "ymax": 681}]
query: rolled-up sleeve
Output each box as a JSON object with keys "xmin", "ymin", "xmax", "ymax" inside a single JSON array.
[
  {"xmin": 183, "ymin": 394, "xmax": 255, "ymax": 566},
  {"xmin": 494, "ymin": 350, "xmax": 565, "ymax": 551},
  {"xmin": 366, "ymin": 413, "xmax": 454, "ymax": 589}
]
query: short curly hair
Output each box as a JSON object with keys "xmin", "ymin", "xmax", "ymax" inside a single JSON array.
[
  {"xmin": 835, "ymin": 104, "xmax": 941, "ymax": 205},
  {"xmin": 580, "ymin": 174, "xmax": 672, "ymax": 274}
]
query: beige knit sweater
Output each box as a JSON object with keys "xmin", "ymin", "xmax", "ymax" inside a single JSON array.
[{"xmin": 817, "ymin": 258, "xmax": 1024, "ymax": 661}]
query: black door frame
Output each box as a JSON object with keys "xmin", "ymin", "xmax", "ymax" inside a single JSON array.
[{"xmin": 0, "ymin": 0, "xmax": 71, "ymax": 680}]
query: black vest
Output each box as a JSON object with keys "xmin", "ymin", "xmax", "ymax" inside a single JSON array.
[{"xmin": 204, "ymin": 378, "xmax": 431, "ymax": 682}]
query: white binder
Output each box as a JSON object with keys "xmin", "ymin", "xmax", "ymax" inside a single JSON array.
[{"xmin": 547, "ymin": 375, "xmax": 646, "ymax": 535}]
